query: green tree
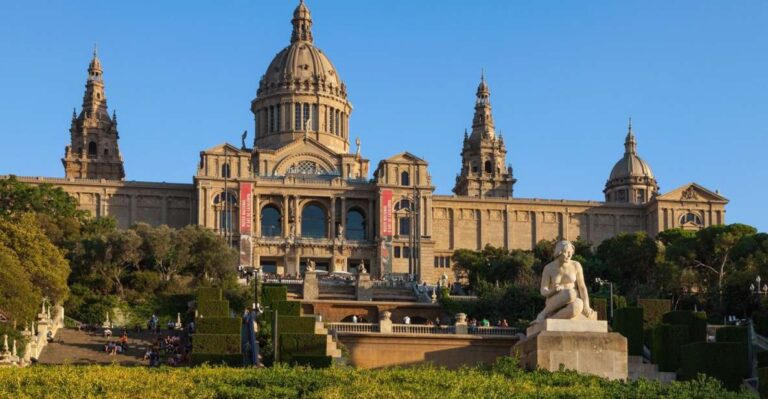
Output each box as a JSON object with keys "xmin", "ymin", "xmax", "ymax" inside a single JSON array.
[
  {"xmin": 0, "ymin": 244, "xmax": 39, "ymax": 324},
  {"xmin": 133, "ymin": 223, "xmax": 173, "ymax": 278},
  {"xmin": 595, "ymin": 232, "xmax": 659, "ymax": 298},
  {"xmin": 185, "ymin": 226, "xmax": 238, "ymax": 281}
]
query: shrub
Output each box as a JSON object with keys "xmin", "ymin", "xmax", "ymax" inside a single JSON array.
[
  {"xmin": 662, "ymin": 311, "xmax": 707, "ymax": 343},
  {"xmin": 278, "ymin": 333, "xmax": 327, "ymax": 363},
  {"xmin": 754, "ymin": 310, "xmax": 768, "ymax": 336},
  {"xmin": 291, "ymin": 355, "xmax": 332, "ymax": 368},
  {"xmin": 651, "ymin": 323, "xmax": 689, "ymax": 372},
  {"xmin": 612, "ymin": 307, "xmax": 644, "ymax": 356},
  {"xmin": 278, "ymin": 316, "xmax": 316, "ymax": 334},
  {"xmin": 760, "ymin": 367, "xmax": 768, "ymax": 398},
  {"xmin": 679, "ymin": 342, "xmax": 746, "ymax": 391},
  {"xmin": 262, "ymin": 285, "xmax": 288, "ymax": 307},
  {"xmin": 198, "ymin": 300, "xmax": 230, "ymax": 318},
  {"xmin": 189, "ymin": 353, "xmax": 243, "ymax": 367},
  {"xmin": 196, "ymin": 317, "xmax": 241, "ymax": 334},
  {"xmin": 758, "ymin": 351, "xmax": 768, "ymax": 368},
  {"xmin": 274, "ymin": 300, "xmax": 301, "ymax": 316},
  {"xmin": 192, "ymin": 333, "xmax": 241, "ymax": 354},
  {"xmin": 715, "ymin": 326, "xmax": 750, "ymax": 378},
  {"xmin": 637, "ymin": 299, "xmax": 671, "ymax": 328},
  {"xmin": 197, "ymin": 287, "xmax": 222, "ymax": 302}
]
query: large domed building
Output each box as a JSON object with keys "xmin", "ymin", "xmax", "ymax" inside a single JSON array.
[{"xmin": 6, "ymin": 0, "xmax": 728, "ymax": 283}]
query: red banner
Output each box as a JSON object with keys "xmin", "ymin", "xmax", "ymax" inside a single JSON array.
[
  {"xmin": 380, "ymin": 189, "xmax": 393, "ymax": 237},
  {"xmin": 239, "ymin": 183, "xmax": 253, "ymax": 234}
]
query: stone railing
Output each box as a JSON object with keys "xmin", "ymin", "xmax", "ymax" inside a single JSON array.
[
  {"xmin": 392, "ymin": 324, "xmax": 456, "ymax": 335},
  {"xmin": 468, "ymin": 326, "xmax": 518, "ymax": 336},
  {"xmin": 325, "ymin": 322, "xmax": 378, "ymax": 333},
  {"xmin": 265, "ymin": 277, "xmax": 304, "ymax": 285},
  {"xmin": 449, "ymin": 295, "xmax": 479, "ymax": 302}
]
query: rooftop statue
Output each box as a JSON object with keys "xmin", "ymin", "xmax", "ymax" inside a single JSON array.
[{"xmin": 532, "ymin": 240, "xmax": 596, "ymax": 324}]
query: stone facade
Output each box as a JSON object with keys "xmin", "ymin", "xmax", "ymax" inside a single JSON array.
[{"xmin": 5, "ymin": 1, "xmax": 728, "ymax": 284}]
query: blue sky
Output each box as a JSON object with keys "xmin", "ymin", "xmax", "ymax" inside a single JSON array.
[{"xmin": 1, "ymin": 1, "xmax": 766, "ymax": 232}]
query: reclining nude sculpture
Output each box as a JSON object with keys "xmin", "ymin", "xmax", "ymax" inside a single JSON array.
[{"xmin": 532, "ymin": 240, "xmax": 596, "ymax": 324}]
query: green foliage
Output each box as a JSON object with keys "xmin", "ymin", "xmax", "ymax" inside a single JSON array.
[
  {"xmin": 453, "ymin": 245, "xmax": 536, "ymax": 289},
  {"xmin": 190, "ymin": 354, "xmax": 243, "ymax": 367},
  {"xmin": 651, "ymin": 323, "xmax": 689, "ymax": 372},
  {"xmin": 192, "ymin": 333, "xmax": 241, "ymax": 354},
  {"xmin": 290, "ymin": 355, "xmax": 332, "ymax": 368},
  {"xmin": 279, "ymin": 333, "xmax": 327, "ymax": 363},
  {"xmin": 274, "ymin": 300, "xmax": 301, "ymax": 316},
  {"xmin": 715, "ymin": 326, "xmax": 750, "ymax": 378},
  {"xmin": 0, "ymin": 363, "xmax": 751, "ymax": 398},
  {"xmin": 595, "ymin": 232, "xmax": 659, "ymax": 298},
  {"xmin": 64, "ymin": 284, "xmax": 119, "ymax": 325},
  {"xmin": 679, "ymin": 342, "xmax": 747, "ymax": 391},
  {"xmin": 754, "ymin": 310, "xmax": 768, "ymax": 336},
  {"xmin": 637, "ymin": 299, "xmax": 671, "ymax": 328},
  {"xmin": 662, "ymin": 311, "xmax": 707, "ymax": 343},
  {"xmin": 758, "ymin": 351, "xmax": 768, "ymax": 368},
  {"xmin": 612, "ymin": 307, "xmax": 644, "ymax": 356},
  {"xmin": 0, "ymin": 244, "xmax": 38, "ymax": 324},
  {"xmin": 262, "ymin": 285, "xmax": 288, "ymax": 307},
  {"xmin": 197, "ymin": 287, "xmax": 222, "ymax": 302},
  {"xmin": 196, "ymin": 317, "xmax": 241, "ymax": 334},
  {"xmin": 198, "ymin": 300, "xmax": 230, "ymax": 318},
  {"xmin": 278, "ymin": 316, "xmax": 316, "ymax": 334}
]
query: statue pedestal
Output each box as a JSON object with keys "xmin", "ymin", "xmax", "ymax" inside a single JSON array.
[
  {"xmin": 303, "ymin": 271, "xmax": 318, "ymax": 301},
  {"xmin": 514, "ymin": 320, "xmax": 627, "ymax": 380}
]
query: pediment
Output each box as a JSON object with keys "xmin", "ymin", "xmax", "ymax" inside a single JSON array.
[
  {"xmin": 201, "ymin": 142, "xmax": 244, "ymax": 155},
  {"xmin": 384, "ymin": 152, "xmax": 428, "ymax": 165},
  {"xmin": 656, "ymin": 183, "xmax": 728, "ymax": 203},
  {"xmin": 272, "ymin": 138, "xmax": 342, "ymax": 176},
  {"xmin": 273, "ymin": 137, "xmax": 339, "ymax": 159}
]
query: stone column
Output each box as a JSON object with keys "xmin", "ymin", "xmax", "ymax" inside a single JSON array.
[
  {"xmin": 330, "ymin": 196, "xmax": 337, "ymax": 239},
  {"xmin": 340, "ymin": 197, "xmax": 347, "ymax": 234},
  {"xmin": 283, "ymin": 195, "xmax": 289, "ymax": 235},
  {"xmin": 303, "ymin": 270, "xmax": 318, "ymax": 300},
  {"xmin": 254, "ymin": 194, "xmax": 261, "ymax": 237},
  {"xmin": 130, "ymin": 194, "xmax": 137, "ymax": 225},
  {"xmin": 367, "ymin": 198, "xmax": 374, "ymax": 240}
]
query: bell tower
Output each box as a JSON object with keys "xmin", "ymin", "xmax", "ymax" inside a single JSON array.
[
  {"xmin": 453, "ymin": 74, "xmax": 516, "ymax": 198},
  {"xmin": 62, "ymin": 48, "xmax": 125, "ymax": 180}
]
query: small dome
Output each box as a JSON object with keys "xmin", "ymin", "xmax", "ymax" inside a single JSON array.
[
  {"xmin": 261, "ymin": 43, "xmax": 342, "ymax": 93},
  {"xmin": 608, "ymin": 153, "xmax": 654, "ymax": 181}
]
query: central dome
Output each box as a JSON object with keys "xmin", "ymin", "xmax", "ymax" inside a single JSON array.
[{"xmin": 252, "ymin": 0, "xmax": 352, "ymax": 154}]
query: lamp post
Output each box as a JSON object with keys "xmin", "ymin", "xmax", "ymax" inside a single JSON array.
[
  {"xmin": 750, "ymin": 275, "xmax": 768, "ymax": 298},
  {"xmin": 594, "ymin": 277, "xmax": 614, "ymax": 320}
]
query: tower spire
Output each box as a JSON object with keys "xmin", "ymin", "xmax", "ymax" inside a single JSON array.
[
  {"xmin": 291, "ymin": 0, "xmax": 313, "ymax": 44},
  {"xmin": 471, "ymin": 72, "xmax": 494, "ymax": 140},
  {"xmin": 624, "ymin": 117, "xmax": 637, "ymax": 155}
]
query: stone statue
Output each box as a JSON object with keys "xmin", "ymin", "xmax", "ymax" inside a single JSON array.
[
  {"xmin": 337, "ymin": 225, "xmax": 344, "ymax": 239},
  {"xmin": 532, "ymin": 240, "xmax": 596, "ymax": 324},
  {"xmin": 306, "ymin": 259, "xmax": 316, "ymax": 272},
  {"xmin": 359, "ymin": 261, "xmax": 367, "ymax": 274},
  {"xmin": 241, "ymin": 130, "xmax": 247, "ymax": 149}
]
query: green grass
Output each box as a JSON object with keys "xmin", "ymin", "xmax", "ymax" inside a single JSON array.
[{"xmin": 0, "ymin": 360, "xmax": 752, "ymax": 399}]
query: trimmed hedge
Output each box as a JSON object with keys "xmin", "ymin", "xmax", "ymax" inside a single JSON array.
[
  {"xmin": 263, "ymin": 285, "xmax": 288, "ymax": 307},
  {"xmin": 757, "ymin": 351, "xmax": 768, "ymax": 368},
  {"xmin": 662, "ymin": 311, "xmax": 707, "ymax": 343},
  {"xmin": 274, "ymin": 300, "xmax": 301, "ymax": 316},
  {"xmin": 278, "ymin": 316, "xmax": 316, "ymax": 334},
  {"xmin": 593, "ymin": 298, "xmax": 607, "ymax": 321},
  {"xmin": 192, "ymin": 333, "xmax": 241, "ymax": 354},
  {"xmin": 651, "ymin": 323, "xmax": 689, "ymax": 372},
  {"xmin": 754, "ymin": 310, "xmax": 768, "ymax": 336},
  {"xmin": 679, "ymin": 342, "xmax": 746, "ymax": 391},
  {"xmin": 715, "ymin": 326, "xmax": 750, "ymax": 378},
  {"xmin": 190, "ymin": 353, "xmax": 242, "ymax": 367},
  {"xmin": 279, "ymin": 333, "xmax": 327, "ymax": 362},
  {"xmin": 291, "ymin": 355, "xmax": 333, "ymax": 368},
  {"xmin": 760, "ymin": 367, "xmax": 768, "ymax": 398},
  {"xmin": 612, "ymin": 307, "xmax": 644, "ymax": 356},
  {"xmin": 198, "ymin": 300, "xmax": 230, "ymax": 318},
  {"xmin": 197, "ymin": 287, "xmax": 222, "ymax": 302},
  {"xmin": 196, "ymin": 317, "xmax": 242, "ymax": 334},
  {"xmin": 637, "ymin": 299, "xmax": 671, "ymax": 328}
]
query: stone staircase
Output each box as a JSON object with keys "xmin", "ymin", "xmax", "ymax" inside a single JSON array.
[
  {"xmin": 372, "ymin": 287, "xmax": 417, "ymax": 302},
  {"xmin": 314, "ymin": 321, "xmax": 342, "ymax": 359},
  {"xmin": 627, "ymin": 356, "xmax": 676, "ymax": 383}
]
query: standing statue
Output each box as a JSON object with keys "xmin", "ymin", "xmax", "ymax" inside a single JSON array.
[
  {"xmin": 241, "ymin": 130, "xmax": 248, "ymax": 149},
  {"xmin": 532, "ymin": 240, "xmax": 596, "ymax": 324},
  {"xmin": 306, "ymin": 259, "xmax": 316, "ymax": 272},
  {"xmin": 359, "ymin": 261, "xmax": 367, "ymax": 274}
]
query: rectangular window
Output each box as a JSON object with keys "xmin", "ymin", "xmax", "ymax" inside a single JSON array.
[
  {"xmin": 303, "ymin": 103, "xmax": 310, "ymax": 130},
  {"xmin": 403, "ymin": 246, "xmax": 411, "ymax": 258},
  {"xmin": 399, "ymin": 217, "xmax": 410, "ymax": 236},
  {"xmin": 636, "ymin": 189, "xmax": 645, "ymax": 204},
  {"xmin": 276, "ymin": 104, "xmax": 281, "ymax": 131},
  {"xmin": 329, "ymin": 107, "xmax": 334, "ymax": 133},
  {"xmin": 434, "ymin": 257, "xmax": 439, "ymax": 267},
  {"xmin": 394, "ymin": 246, "xmax": 401, "ymax": 258},
  {"xmin": 295, "ymin": 103, "xmax": 301, "ymax": 130},
  {"xmin": 312, "ymin": 104, "xmax": 319, "ymax": 131}
]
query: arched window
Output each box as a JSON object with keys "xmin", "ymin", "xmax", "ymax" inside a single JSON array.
[
  {"xmin": 104, "ymin": 148, "xmax": 109, "ymax": 156},
  {"xmin": 400, "ymin": 171, "xmax": 410, "ymax": 186},
  {"xmin": 394, "ymin": 199, "xmax": 411, "ymax": 236},
  {"xmin": 346, "ymin": 208, "xmax": 366, "ymax": 240},
  {"xmin": 484, "ymin": 160, "xmax": 492, "ymax": 174},
  {"xmin": 301, "ymin": 204, "xmax": 326, "ymax": 238},
  {"xmin": 88, "ymin": 141, "xmax": 97, "ymax": 157},
  {"xmin": 261, "ymin": 205, "xmax": 282, "ymax": 237},
  {"xmin": 213, "ymin": 191, "xmax": 238, "ymax": 232},
  {"xmin": 680, "ymin": 213, "xmax": 703, "ymax": 226},
  {"xmin": 221, "ymin": 163, "xmax": 231, "ymax": 178}
]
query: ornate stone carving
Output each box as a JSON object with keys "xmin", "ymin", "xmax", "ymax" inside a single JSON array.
[
  {"xmin": 532, "ymin": 240, "xmax": 596, "ymax": 324},
  {"xmin": 682, "ymin": 186, "xmax": 698, "ymax": 200}
]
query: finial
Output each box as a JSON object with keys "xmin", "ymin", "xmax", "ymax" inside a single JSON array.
[
  {"xmin": 628, "ymin": 117, "xmax": 633, "ymax": 134},
  {"xmin": 112, "ymin": 110, "xmax": 117, "ymax": 121},
  {"xmin": 93, "ymin": 43, "xmax": 98, "ymax": 58},
  {"xmin": 481, "ymin": 68, "xmax": 485, "ymax": 83},
  {"xmin": 72, "ymin": 108, "xmax": 77, "ymax": 119}
]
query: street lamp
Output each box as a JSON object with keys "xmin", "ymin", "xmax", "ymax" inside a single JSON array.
[
  {"xmin": 750, "ymin": 275, "xmax": 768, "ymax": 297},
  {"xmin": 594, "ymin": 277, "xmax": 614, "ymax": 320}
]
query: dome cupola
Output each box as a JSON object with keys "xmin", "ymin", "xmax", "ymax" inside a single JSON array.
[{"xmin": 604, "ymin": 119, "xmax": 659, "ymax": 204}]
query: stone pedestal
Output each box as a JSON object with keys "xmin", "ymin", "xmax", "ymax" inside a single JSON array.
[
  {"xmin": 303, "ymin": 271, "xmax": 319, "ymax": 300},
  {"xmin": 514, "ymin": 320, "xmax": 627, "ymax": 380},
  {"xmin": 356, "ymin": 273, "xmax": 373, "ymax": 301}
]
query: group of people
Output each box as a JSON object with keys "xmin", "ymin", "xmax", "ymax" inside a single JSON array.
[
  {"xmin": 103, "ymin": 330, "xmax": 129, "ymax": 355},
  {"xmin": 144, "ymin": 334, "xmax": 189, "ymax": 367}
]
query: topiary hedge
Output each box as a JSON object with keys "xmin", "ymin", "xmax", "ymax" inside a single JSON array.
[
  {"xmin": 279, "ymin": 333, "xmax": 327, "ymax": 363},
  {"xmin": 196, "ymin": 317, "xmax": 242, "ymax": 334},
  {"xmin": 197, "ymin": 287, "xmax": 222, "ymax": 302},
  {"xmin": 274, "ymin": 300, "xmax": 301, "ymax": 316},
  {"xmin": 679, "ymin": 342, "xmax": 746, "ymax": 391},
  {"xmin": 662, "ymin": 311, "xmax": 707, "ymax": 343},
  {"xmin": 278, "ymin": 316, "xmax": 316, "ymax": 334},
  {"xmin": 651, "ymin": 323, "xmax": 689, "ymax": 372},
  {"xmin": 192, "ymin": 333, "xmax": 241, "ymax": 354},
  {"xmin": 757, "ymin": 351, "xmax": 768, "ymax": 368},
  {"xmin": 754, "ymin": 310, "xmax": 768, "ymax": 336},
  {"xmin": 637, "ymin": 299, "xmax": 671, "ymax": 328},
  {"xmin": 262, "ymin": 285, "xmax": 288, "ymax": 307},
  {"xmin": 291, "ymin": 355, "xmax": 333, "ymax": 368},
  {"xmin": 715, "ymin": 326, "xmax": 750, "ymax": 378},
  {"xmin": 198, "ymin": 300, "xmax": 230, "ymax": 318},
  {"xmin": 612, "ymin": 307, "xmax": 644, "ymax": 356},
  {"xmin": 190, "ymin": 353, "xmax": 242, "ymax": 367},
  {"xmin": 760, "ymin": 367, "xmax": 768, "ymax": 398}
]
